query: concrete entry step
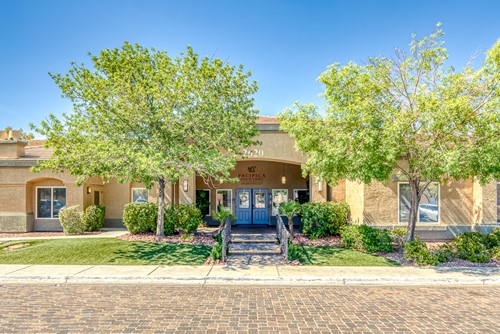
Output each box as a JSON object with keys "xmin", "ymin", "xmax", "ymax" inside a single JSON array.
[
  {"xmin": 231, "ymin": 234, "xmax": 276, "ymax": 242},
  {"xmin": 228, "ymin": 226, "xmax": 283, "ymax": 262},
  {"xmin": 231, "ymin": 238, "xmax": 276, "ymax": 243},
  {"xmin": 230, "ymin": 242, "xmax": 280, "ymax": 251},
  {"xmin": 230, "ymin": 250, "xmax": 281, "ymax": 256}
]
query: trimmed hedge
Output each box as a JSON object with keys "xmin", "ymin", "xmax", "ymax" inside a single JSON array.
[
  {"xmin": 82, "ymin": 205, "xmax": 106, "ymax": 231},
  {"xmin": 340, "ymin": 224, "xmax": 393, "ymax": 253},
  {"xmin": 301, "ymin": 202, "xmax": 350, "ymax": 239},
  {"xmin": 59, "ymin": 205, "xmax": 85, "ymax": 235},
  {"xmin": 123, "ymin": 203, "xmax": 158, "ymax": 234},
  {"xmin": 175, "ymin": 204, "xmax": 203, "ymax": 234},
  {"xmin": 122, "ymin": 202, "xmax": 202, "ymax": 235}
]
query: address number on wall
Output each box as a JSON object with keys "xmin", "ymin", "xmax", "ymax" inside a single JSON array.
[{"xmin": 242, "ymin": 149, "xmax": 264, "ymax": 158}]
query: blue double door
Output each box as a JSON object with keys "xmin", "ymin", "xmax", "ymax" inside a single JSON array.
[{"xmin": 235, "ymin": 188, "xmax": 270, "ymax": 225}]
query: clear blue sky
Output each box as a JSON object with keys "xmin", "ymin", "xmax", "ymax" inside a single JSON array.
[{"xmin": 1, "ymin": 0, "xmax": 499, "ymax": 136}]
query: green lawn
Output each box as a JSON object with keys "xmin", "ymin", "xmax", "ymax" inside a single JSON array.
[
  {"xmin": 296, "ymin": 245, "xmax": 400, "ymax": 266},
  {"xmin": 0, "ymin": 239, "xmax": 211, "ymax": 265}
]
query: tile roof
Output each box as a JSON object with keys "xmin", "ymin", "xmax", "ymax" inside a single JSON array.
[
  {"xmin": 256, "ymin": 116, "xmax": 280, "ymax": 124},
  {"xmin": 22, "ymin": 144, "xmax": 53, "ymax": 160}
]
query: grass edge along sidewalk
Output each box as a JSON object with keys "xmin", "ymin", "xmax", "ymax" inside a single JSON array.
[
  {"xmin": 0, "ymin": 238, "xmax": 211, "ymax": 265},
  {"xmin": 0, "ymin": 238, "xmax": 399, "ymax": 266}
]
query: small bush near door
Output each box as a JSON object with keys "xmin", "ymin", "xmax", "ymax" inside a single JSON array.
[
  {"xmin": 165, "ymin": 204, "xmax": 202, "ymax": 235},
  {"xmin": 301, "ymin": 202, "xmax": 350, "ymax": 239},
  {"xmin": 83, "ymin": 205, "xmax": 106, "ymax": 231},
  {"xmin": 59, "ymin": 205, "xmax": 86, "ymax": 235}
]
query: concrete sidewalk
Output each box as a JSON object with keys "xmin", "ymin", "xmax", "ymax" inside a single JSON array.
[
  {"xmin": 1, "ymin": 264, "xmax": 499, "ymax": 286},
  {"xmin": 0, "ymin": 229, "xmax": 128, "ymax": 242}
]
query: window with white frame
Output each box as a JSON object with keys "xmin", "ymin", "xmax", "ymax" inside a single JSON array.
[
  {"xmin": 216, "ymin": 189, "xmax": 232, "ymax": 212},
  {"xmin": 36, "ymin": 187, "xmax": 66, "ymax": 219},
  {"xmin": 399, "ymin": 182, "xmax": 439, "ymax": 223},
  {"xmin": 132, "ymin": 188, "xmax": 148, "ymax": 203}
]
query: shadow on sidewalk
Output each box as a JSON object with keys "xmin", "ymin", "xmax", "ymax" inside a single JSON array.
[{"xmin": 433, "ymin": 266, "xmax": 500, "ymax": 276}]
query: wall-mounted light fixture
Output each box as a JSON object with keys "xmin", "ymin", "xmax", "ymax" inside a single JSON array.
[
  {"xmin": 318, "ymin": 180, "xmax": 322, "ymax": 192},
  {"xmin": 183, "ymin": 179, "xmax": 188, "ymax": 192},
  {"xmin": 87, "ymin": 186, "xmax": 92, "ymax": 194},
  {"xmin": 281, "ymin": 164, "xmax": 286, "ymax": 184}
]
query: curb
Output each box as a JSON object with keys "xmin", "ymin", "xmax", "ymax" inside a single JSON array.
[{"xmin": 1, "ymin": 275, "xmax": 499, "ymax": 286}]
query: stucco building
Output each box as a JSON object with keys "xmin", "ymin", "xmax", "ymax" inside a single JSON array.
[{"xmin": 0, "ymin": 117, "xmax": 499, "ymax": 239}]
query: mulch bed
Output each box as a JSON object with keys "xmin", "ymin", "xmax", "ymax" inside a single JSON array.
[
  {"xmin": 117, "ymin": 231, "xmax": 217, "ymax": 246},
  {"xmin": 380, "ymin": 250, "xmax": 500, "ymax": 267},
  {"xmin": 0, "ymin": 231, "xmax": 102, "ymax": 238},
  {"xmin": 291, "ymin": 233, "xmax": 342, "ymax": 247},
  {"xmin": 291, "ymin": 234, "xmax": 500, "ymax": 267}
]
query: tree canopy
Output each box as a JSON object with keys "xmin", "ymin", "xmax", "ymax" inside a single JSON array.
[
  {"xmin": 33, "ymin": 42, "xmax": 259, "ymax": 236},
  {"xmin": 279, "ymin": 24, "xmax": 500, "ymax": 240}
]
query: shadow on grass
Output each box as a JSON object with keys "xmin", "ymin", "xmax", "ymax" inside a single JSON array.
[
  {"xmin": 299, "ymin": 245, "xmax": 400, "ymax": 266},
  {"xmin": 113, "ymin": 242, "xmax": 211, "ymax": 265}
]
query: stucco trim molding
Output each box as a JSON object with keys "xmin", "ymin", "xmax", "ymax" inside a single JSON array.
[{"xmin": 0, "ymin": 161, "xmax": 38, "ymax": 167}]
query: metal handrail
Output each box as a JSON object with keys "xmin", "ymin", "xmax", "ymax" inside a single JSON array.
[
  {"xmin": 276, "ymin": 214, "xmax": 289, "ymax": 262},
  {"xmin": 221, "ymin": 216, "xmax": 232, "ymax": 263}
]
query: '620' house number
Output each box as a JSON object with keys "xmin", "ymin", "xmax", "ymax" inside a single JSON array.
[{"xmin": 242, "ymin": 149, "xmax": 264, "ymax": 158}]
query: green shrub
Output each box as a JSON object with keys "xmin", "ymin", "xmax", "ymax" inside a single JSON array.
[
  {"xmin": 175, "ymin": 204, "xmax": 202, "ymax": 234},
  {"xmin": 122, "ymin": 202, "xmax": 158, "ymax": 234},
  {"xmin": 485, "ymin": 230, "xmax": 500, "ymax": 248},
  {"xmin": 491, "ymin": 246, "xmax": 500, "ymax": 260},
  {"xmin": 82, "ymin": 205, "xmax": 106, "ymax": 231},
  {"xmin": 434, "ymin": 244, "xmax": 455, "ymax": 263},
  {"xmin": 288, "ymin": 240, "xmax": 302, "ymax": 261},
  {"xmin": 389, "ymin": 227, "xmax": 407, "ymax": 249},
  {"xmin": 452, "ymin": 232, "xmax": 491, "ymax": 263},
  {"xmin": 163, "ymin": 206, "xmax": 177, "ymax": 236},
  {"xmin": 404, "ymin": 241, "xmax": 439, "ymax": 266},
  {"xmin": 340, "ymin": 224, "xmax": 393, "ymax": 253},
  {"xmin": 211, "ymin": 243, "xmax": 223, "ymax": 261},
  {"xmin": 301, "ymin": 202, "xmax": 350, "ymax": 239},
  {"xmin": 59, "ymin": 205, "xmax": 85, "ymax": 235}
]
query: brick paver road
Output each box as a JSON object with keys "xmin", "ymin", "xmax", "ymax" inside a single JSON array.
[{"xmin": 0, "ymin": 284, "xmax": 499, "ymax": 333}]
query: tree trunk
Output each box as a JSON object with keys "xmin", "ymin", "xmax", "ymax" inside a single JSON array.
[
  {"xmin": 288, "ymin": 215, "xmax": 294, "ymax": 238},
  {"xmin": 406, "ymin": 179, "xmax": 420, "ymax": 242},
  {"xmin": 156, "ymin": 176, "xmax": 165, "ymax": 240}
]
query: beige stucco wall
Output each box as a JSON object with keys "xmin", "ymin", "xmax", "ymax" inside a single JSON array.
[
  {"xmin": 310, "ymin": 175, "xmax": 327, "ymax": 203},
  {"xmin": 241, "ymin": 131, "xmax": 306, "ymax": 164},
  {"xmin": 345, "ymin": 180, "xmax": 364, "ymax": 224},
  {"xmin": 0, "ymin": 166, "xmax": 87, "ymax": 231},
  {"xmin": 330, "ymin": 180, "xmax": 346, "ymax": 202},
  {"xmin": 476, "ymin": 180, "xmax": 498, "ymax": 224},
  {"xmin": 361, "ymin": 179, "xmax": 474, "ymax": 227},
  {"xmin": 0, "ymin": 140, "xmax": 26, "ymax": 158}
]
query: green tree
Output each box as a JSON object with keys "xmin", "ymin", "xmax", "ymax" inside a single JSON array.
[
  {"xmin": 279, "ymin": 24, "xmax": 500, "ymax": 241},
  {"xmin": 33, "ymin": 42, "xmax": 259, "ymax": 239}
]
